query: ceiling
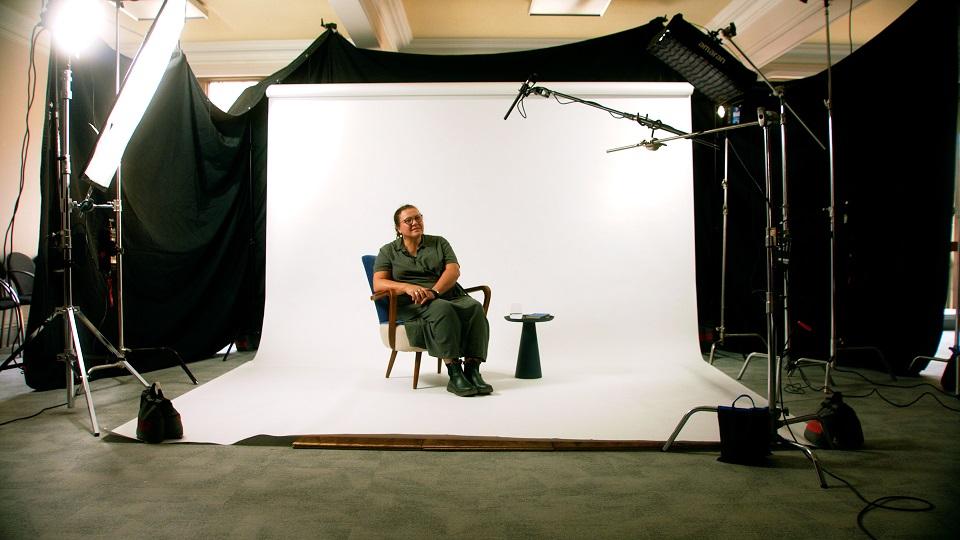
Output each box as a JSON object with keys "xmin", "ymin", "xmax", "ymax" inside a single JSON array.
[{"xmin": 2, "ymin": 0, "xmax": 918, "ymax": 80}]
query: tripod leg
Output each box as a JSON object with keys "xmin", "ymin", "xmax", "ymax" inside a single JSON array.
[
  {"xmin": 162, "ymin": 347, "xmax": 198, "ymax": 385},
  {"xmin": 779, "ymin": 438, "xmax": 827, "ymax": 488},
  {"xmin": 221, "ymin": 341, "xmax": 234, "ymax": 362},
  {"xmin": 66, "ymin": 310, "xmax": 100, "ymax": 437},
  {"xmin": 0, "ymin": 309, "xmax": 62, "ymax": 372},
  {"xmin": 738, "ymin": 352, "xmax": 764, "ymax": 380},
  {"xmin": 73, "ymin": 309, "xmax": 149, "ymax": 387},
  {"xmin": 662, "ymin": 406, "xmax": 718, "ymax": 451}
]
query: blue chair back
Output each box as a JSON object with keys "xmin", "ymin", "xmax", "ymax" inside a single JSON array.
[{"xmin": 362, "ymin": 255, "xmax": 390, "ymax": 324}]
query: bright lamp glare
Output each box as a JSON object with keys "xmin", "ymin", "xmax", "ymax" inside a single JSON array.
[
  {"xmin": 716, "ymin": 105, "xmax": 726, "ymax": 119},
  {"xmin": 49, "ymin": 0, "xmax": 103, "ymax": 55},
  {"xmin": 83, "ymin": 0, "xmax": 186, "ymax": 188}
]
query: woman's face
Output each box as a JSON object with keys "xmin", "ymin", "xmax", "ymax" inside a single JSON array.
[{"xmin": 397, "ymin": 207, "xmax": 424, "ymax": 239}]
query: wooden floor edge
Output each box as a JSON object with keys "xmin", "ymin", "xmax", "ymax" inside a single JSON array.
[{"xmin": 293, "ymin": 435, "xmax": 721, "ymax": 451}]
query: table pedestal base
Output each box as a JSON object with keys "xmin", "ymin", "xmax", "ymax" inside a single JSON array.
[{"xmin": 515, "ymin": 321, "xmax": 542, "ymax": 379}]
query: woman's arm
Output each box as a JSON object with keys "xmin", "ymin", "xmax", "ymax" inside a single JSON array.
[
  {"xmin": 373, "ymin": 271, "xmax": 417, "ymax": 295},
  {"xmin": 431, "ymin": 263, "xmax": 460, "ymax": 295},
  {"xmin": 373, "ymin": 270, "xmax": 435, "ymax": 305},
  {"xmin": 372, "ymin": 263, "xmax": 461, "ymax": 305}
]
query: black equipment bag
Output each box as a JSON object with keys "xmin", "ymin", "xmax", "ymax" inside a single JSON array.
[
  {"xmin": 804, "ymin": 392, "xmax": 864, "ymax": 450},
  {"xmin": 717, "ymin": 394, "xmax": 771, "ymax": 465},
  {"xmin": 136, "ymin": 382, "xmax": 183, "ymax": 443}
]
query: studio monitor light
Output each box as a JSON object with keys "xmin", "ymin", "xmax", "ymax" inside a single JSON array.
[
  {"xmin": 647, "ymin": 14, "xmax": 756, "ymax": 105},
  {"xmin": 83, "ymin": 0, "xmax": 186, "ymax": 188}
]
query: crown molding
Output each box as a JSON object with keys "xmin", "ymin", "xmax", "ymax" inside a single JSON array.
[
  {"xmin": 708, "ymin": 0, "xmax": 867, "ymax": 70},
  {"xmin": 329, "ymin": 0, "xmax": 411, "ymax": 51},
  {"xmin": 181, "ymin": 39, "xmax": 314, "ymax": 78},
  {"xmin": 762, "ymin": 42, "xmax": 859, "ymax": 80},
  {"xmin": 402, "ymin": 37, "xmax": 577, "ymax": 55}
]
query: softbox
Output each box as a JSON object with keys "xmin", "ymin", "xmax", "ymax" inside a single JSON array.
[{"xmin": 647, "ymin": 14, "xmax": 756, "ymax": 104}]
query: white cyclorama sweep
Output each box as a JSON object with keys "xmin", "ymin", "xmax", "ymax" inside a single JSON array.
[
  {"xmin": 114, "ymin": 82, "xmax": 763, "ymax": 444},
  {"xmin": 83, "ymin": 0, "xmax": 186, "ymax": 188}
]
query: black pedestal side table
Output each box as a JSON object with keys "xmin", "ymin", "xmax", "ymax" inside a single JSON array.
[{"xmin": 505, "ymin": 314, "xmax": 554, "ymax": 379}]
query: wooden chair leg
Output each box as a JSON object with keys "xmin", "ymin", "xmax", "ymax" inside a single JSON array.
[
  {"xmin": 437, "ymin": 358, "xmax": 442, "ymax": 373},
  {"xmin": 386, "ymin": 350, "xmax": 398, "ymax": 378},
  {"xmin": 413, "ymin": 352, "xmax": 423, "ymax": 389}
]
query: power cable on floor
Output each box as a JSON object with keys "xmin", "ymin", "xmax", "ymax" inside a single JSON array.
[
  {"xmin": 821, "ymin": 465, "xmax": 935, "ymax": 540},
  {"xmin": 0, "ymin": 402, "xmax": 68, "ymax": 427},
  {"xmin": 790, "ymin": 367, "xmax": 960, "ymax": 413}
]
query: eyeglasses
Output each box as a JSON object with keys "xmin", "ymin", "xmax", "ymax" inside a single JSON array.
[{"xmin": 401, "ymin": 214, "xmax": 424, "ymax": 226}]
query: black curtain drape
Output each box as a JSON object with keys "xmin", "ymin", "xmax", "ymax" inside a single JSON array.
[
  {"xmin": 690, "ymin": 0, "xmax": 956, "ymax": 374},
  {"xmin": 25, "ymin": 49, "xmax": 255, "ymax": 389},
  {"xmin": 24, "ymin": 0, "xmax": 956, "ymax": 389}
]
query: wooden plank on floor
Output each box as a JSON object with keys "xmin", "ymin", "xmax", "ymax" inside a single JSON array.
[
  {"xmin": 422, "ymin": 438, "xmax": 554, "ymax": 451},
  {"xmin": 552, "ymin": 440, "xmax": 667, "ymax": 451},
  {"xmin": 293, "ymin": 436, "xmax": 424, "ymax": 450},
  {"xmin": 294, "ymin": 435, "xmax": 720, "ymax": 452}
]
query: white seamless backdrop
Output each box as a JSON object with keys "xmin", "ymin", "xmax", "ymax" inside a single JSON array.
[
  {"xmin": 113, "ymin": 82, "xmax": 764, "ymax": 444},
  {"xmin": 264, "ymin": 82, "xmax": 700, "ymax": 365}
]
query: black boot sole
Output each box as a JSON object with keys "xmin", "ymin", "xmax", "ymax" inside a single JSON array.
[{"xmin": 447, "ymin": 384, "xmax": 479, "ymax": 397}]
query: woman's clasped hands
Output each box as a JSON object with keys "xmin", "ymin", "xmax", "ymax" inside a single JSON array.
[{"xmin": 406, "ymin": 285, "xmax": 436, "ymax": 305}]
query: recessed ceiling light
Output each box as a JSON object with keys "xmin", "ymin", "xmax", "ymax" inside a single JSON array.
[
  {"xmin": 529, "ymin": 0, "xmax": 611, "ymax": 17},
  {"xmin": 116, "ymin": 0, "xmax": 207, "ymax": 21}
]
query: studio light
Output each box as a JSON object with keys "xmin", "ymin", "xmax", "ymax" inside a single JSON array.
[
  {"xmin": 83, "ymin": 0, "xmax": 186, "ymax": 188},
  {"xmin": 647, "ymin": 14, "xmax": 756, "ymax": 104},
  {"xmin": 47, "ymin": 0, "xmax": 104, "ymax": 56}
]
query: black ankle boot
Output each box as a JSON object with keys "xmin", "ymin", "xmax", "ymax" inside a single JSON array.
[
  {"xmin": 463, "ymin": 360, "xmax": 493, "ymax": 395},
  {"xmin": 446, "ymin": 361, "xmax": 478, "ymax": 397}
]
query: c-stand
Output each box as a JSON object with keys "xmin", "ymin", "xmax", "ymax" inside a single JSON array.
[
  {"xmin": 0, "ymin": 55, "xmax": 148, "ymax": 436},
  {"xmin": 649, "ymin": 109, "xmax": 827, "ymax": 487},
  {"xmin": 83, "ymin": 0, "xmax": 198, "ymax": 385},
  {"xmin": 514, "ymin": 82, "xmax": 826, "ymax": 485}
]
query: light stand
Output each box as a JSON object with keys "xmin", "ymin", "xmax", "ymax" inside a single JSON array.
[
  {"xmin": 2, "ymin": 52, "xmax": 148, "ymax": 436},
  {"xmin": 646, "ymin": 110, "xmax": 826, "ymax": 487},
  {"xmin": 711, "ymin": 25, "xmax": 831, "ymax": 385},
  {"xmin": 706, "ymin": 135, "xmax": 767, "ymax": 366},
  {"xmin": 512, "ymin": 81, "xmax": 826, "ymax": 485},
  {"xmin": 630, "ymin": 18, "xmax": 832, "ymax": 482},
  {"xmin": 779, "ymin": 1, "xmax": 894, "ymax": 384},
  {"xmin": 82, "ymin": 0, "xmax": 197, "ymax": 385}
]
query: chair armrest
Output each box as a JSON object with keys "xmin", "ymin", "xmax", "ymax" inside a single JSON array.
[
  {"xmin": 370, "ymin": 289, "xmax": 400, "ymax": 349},
  {"xmin": 463, "ymin": 285, "xmax": 491, "ymax": 315}
]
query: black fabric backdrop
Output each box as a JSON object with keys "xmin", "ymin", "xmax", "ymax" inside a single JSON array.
[{"xmin": 23, "ymin": 1, "xmax": 956, "ymax": 389}]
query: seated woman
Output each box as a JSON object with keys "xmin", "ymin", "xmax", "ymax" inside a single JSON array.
[{"xmin": 373, "ymin": 204, "xmax": 492, "ymax": 397}]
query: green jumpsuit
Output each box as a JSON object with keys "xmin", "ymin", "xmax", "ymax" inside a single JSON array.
[{"xmin": 374, "ymin": 235, "xmax": 489, "ymax": 361}]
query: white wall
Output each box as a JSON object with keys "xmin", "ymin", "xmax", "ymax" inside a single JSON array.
[{"xmin": 0, "ymin": 1, "xmax": 48, "ymax": 259}]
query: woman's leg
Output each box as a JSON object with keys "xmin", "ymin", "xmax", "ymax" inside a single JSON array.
[{"xmin": 448, "ymin": 296, "xmax": 490, "ymax": 360}]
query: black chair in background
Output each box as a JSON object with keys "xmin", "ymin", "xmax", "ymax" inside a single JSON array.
[
  {"xmin": 1, "ymin": 253, "xmax": 34, "ymax": 354},
  {"xmin": 0, "ymin": 252, "xmax": 33, "ymax": 371},
  {"xmin": 5, "ymin": 252, "xmax": 34, "ymax": 307},
  {"xmin": 0, "ymin": 278, "xmax": 25, "ymax": 365}
]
